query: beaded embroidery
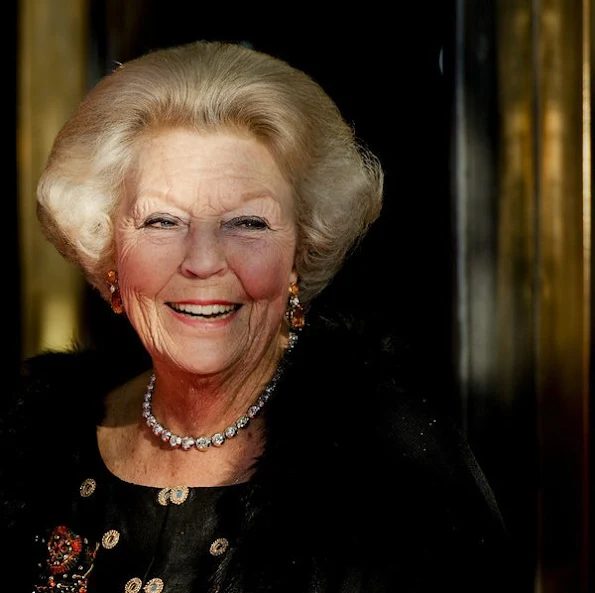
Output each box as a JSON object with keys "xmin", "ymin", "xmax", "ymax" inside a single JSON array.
[{"xmin": 33, "ymin": 525, "xmax": 98, "ymax": 592}]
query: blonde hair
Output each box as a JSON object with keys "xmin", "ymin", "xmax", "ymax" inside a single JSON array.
[{"xmin": 37, "ymin": 40, "xmax": 383, "ymax": 306}]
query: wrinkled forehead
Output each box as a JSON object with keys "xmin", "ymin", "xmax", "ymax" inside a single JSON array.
[{"xmin": 122, "ymin": 127, "xmax": 295, "ymax": 215}]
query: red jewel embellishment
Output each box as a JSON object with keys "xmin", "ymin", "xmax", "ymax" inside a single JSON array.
[{"xmin": 47, "ymin": 525, "xmax": 83, "ymax": 575}]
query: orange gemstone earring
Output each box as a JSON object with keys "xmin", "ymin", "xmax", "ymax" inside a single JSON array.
[
  {"xmin": 106, "ymin": 270, "xmax": 124, "ymax": 314},
  {"xmin": 286, "ymin": 282, "xmax": 305, "ymax": 330}
]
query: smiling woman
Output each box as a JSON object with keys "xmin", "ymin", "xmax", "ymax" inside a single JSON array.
[
  {"xmin": 3, "ymin": 39, "xmax": 519, "ymax": 593},
  {"xmin": 118, "ymin": 129, "xmax": 297, "ymax": 378}
]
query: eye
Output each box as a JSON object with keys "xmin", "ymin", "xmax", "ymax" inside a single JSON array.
[
  {"xmin": 142, "ymin": 214, "xmax": 181, "ymax": 229},
  {"xmin": 225, "ymin": 216, "xmax": 270, "ymax": 230}
]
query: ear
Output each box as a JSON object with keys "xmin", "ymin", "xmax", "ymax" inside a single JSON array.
[{"xmin": 289, "ymin": 268, "xmax": 298, "ymax": 285}]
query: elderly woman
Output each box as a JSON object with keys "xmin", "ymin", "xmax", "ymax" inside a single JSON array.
[{"xmin": 2, "ymin": 41, "xmax": 516, "ymax": 592}]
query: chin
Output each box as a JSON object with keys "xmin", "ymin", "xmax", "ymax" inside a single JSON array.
[{"xmin": 166, "ymin": 342, "xmax": 240, "ymax": 376}]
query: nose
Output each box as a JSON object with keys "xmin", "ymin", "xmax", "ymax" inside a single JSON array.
[{"xmin": 180, "ymin": 226, "xmax": 226, "ymax": 278}]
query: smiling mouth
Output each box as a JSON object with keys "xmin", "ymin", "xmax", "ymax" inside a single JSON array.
[{"xmin": 167, "ymin": 303, "xmax": 241, "ymax": 320}]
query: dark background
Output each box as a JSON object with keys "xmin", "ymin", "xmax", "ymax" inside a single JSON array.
[{"xmin": 82, "ymin": 2, "xmax": 459, "ymax": 410}]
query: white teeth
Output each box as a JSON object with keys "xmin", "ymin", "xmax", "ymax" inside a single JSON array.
[{"xmin": 171, "ymin": 303, "xmax": 237, "ymax": 316}]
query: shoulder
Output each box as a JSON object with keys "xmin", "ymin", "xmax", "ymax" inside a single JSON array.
[
  {"xmin": 1, "ymin": 346, "xmax": 148, "ymax": 527},
  {"xmin": 5, "ymin": 348, "xmax": 104, "ymax": 433},
  {"xmin": 292, "ymin": 305, "xmax": 411, "ymax": 386},
  {"xmin": 7, "ymin": 344, "xmax": 151, "ymax": 422},
  {"xmin": 266, "ymin": 304, "xmax": 508, "ymax": 527},
  {"xmin": 4, "ymin": 344, "xmax": 138, "ymax": 437},
  {"xmin": 247, "ymin": 308, "xmax": 513, "ymax": 588}
]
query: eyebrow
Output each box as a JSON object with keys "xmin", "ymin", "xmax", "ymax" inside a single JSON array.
[{"xmin": 237, "ymin": 190, "xmax": 280, "ymax": 202}]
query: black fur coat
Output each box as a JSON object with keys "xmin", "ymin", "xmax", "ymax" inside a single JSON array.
[{"xmin": 2, "ymin": 311, "xmax": 517, "ymax": 592}]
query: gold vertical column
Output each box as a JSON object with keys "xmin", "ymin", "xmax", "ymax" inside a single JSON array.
[
  {"xmin": 496, "ymin": 1, "xmax": 536, "ymax": 442},
  {"xmin": 495, "ymin": 5, "xmax": 539, "ymax": 589},
  {"xmin": 580, "ymin": 0, "xmax": 591, "ymax": 589},
  {"xmin": 17, "ymin": 0, "xmax": 89, "ymax": 357},
  {"xmin": 536, "ymin": 0, "xmax": 591, "ymax": 592},
  {"xmin": 495, "ymin": 0, "xmax": 590, "ymax": 590}
]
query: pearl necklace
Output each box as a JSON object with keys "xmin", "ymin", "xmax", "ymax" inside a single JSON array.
[{"xmin": 142, "ymin": 332, "xmax": 298, "ymax": 451}]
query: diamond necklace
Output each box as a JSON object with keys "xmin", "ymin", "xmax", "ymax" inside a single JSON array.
[{"xmin": 142, "ymin": 332, "xmax": 298, "ymax": 451}]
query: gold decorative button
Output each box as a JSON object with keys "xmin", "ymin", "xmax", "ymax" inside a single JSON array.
[
  {"xmin": 169, "ymin": 485, "xmax": 189, "ymax": 505},
  {"xmin": 157, "ymin": 485, "xmax": 189, "ymax": 506},
  {"xmin": 124, "ymin": 577, "xmax": 142, "ymax": 593},
  {"xmin": 79, "ymin": 478, "xmax": 96, "ymax": 497},
  {"xmin": 144, "ymin": 577, "xmax": 164, "ymax": 592},
  {"xmin": 157, "ymin": 488, "xmax": 169, "ymax": 506},
  {"xmin": 101, "ymin": 529, "xmax": 120, "ymax": 549},
  {"xmin": 209, "ymin": 537, "xmax": 229, "ymax": 556}
]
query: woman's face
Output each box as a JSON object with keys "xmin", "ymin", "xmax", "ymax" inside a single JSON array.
[{"xmin": 115, "ymin": 128, "xmax": 297, "ymax": 376}]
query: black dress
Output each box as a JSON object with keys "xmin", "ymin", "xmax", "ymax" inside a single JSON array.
[{"xmin": 31, "ymin": 436, "xmax": 248, "ymax": 592}]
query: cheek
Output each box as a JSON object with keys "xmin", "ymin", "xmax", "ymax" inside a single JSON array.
[
  {"xmin": 118, "ymin": 259, "xmax": 153, "ymax": 301},
  {"xmin": 229, "ymin": 245, "xmax": 294, "ymax": 302},
  {"xmin": 115, "ymin": 238, "xmax": 181, "ymax": 300}
]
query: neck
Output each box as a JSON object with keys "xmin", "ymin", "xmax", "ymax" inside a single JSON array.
[
  {"xmin": 98, "ymin": 331, "xmax": 297, "ymax": 487},
  {"xmin": 149, "ymin": 341, "xmax": 288, "ymax": 438},
  {"xmin": 142, "ymin": 334, "xmax": 297, "ymax": 452}
]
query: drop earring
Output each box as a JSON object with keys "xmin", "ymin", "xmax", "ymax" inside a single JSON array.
[
  {"xmin": 286, "ymin": 282, "xmax": 305, "ymax": 330},
  {"xmin": 106, "ymin": 270, "xmax": 124, "ymax": 314}
]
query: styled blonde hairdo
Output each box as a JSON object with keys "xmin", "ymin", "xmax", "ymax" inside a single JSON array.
[{"xmin": 36, "ymin": 40, "xmax": 383, "ymax": 306}]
